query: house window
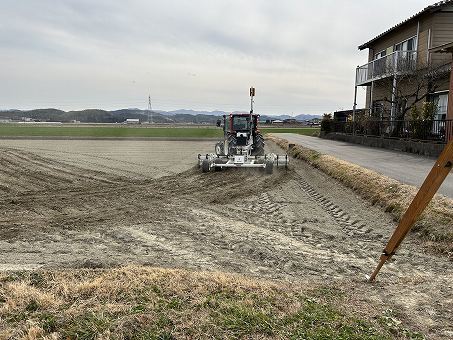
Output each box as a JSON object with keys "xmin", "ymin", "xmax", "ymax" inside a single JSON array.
[
  {"xmin": 374, "ymin": 50, "xmax": 386, "ymax": 59},
  {"xmin": 394, "ymin": 37, "xmax": 416, "ymax": 52},
  {"xmin": 431, "ymin": 92, "xmax": 448, "ymax": 120}
]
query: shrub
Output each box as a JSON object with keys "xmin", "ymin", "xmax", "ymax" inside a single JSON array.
[{"xmin": 320, "ymin": 114, "xmax": 333, "ymax": 133}]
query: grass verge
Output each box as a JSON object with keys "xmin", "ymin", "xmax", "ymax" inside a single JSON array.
[
  {"xmin": 0, "ymin": 266, "xmax": 419, "ymax": 339},
  {"xmin": 269, "ymin": 135, "xmax": 453, "ymax": 257},
  {"xmin": 261, "ymin": 127, "xmax": 320, "ymax": 137},
  {"xmin": 0, "ymin": 124, "xmax": 319, "ymax": 138}
]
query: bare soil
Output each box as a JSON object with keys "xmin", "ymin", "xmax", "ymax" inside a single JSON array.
[{"xmin": 0, "ymin": 139, "xmax": 451, "ymax": 338}]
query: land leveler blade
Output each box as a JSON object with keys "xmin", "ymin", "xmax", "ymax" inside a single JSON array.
[{"xmin": 197, "ymin": 153, "xmax": 288, "ymax": 174}]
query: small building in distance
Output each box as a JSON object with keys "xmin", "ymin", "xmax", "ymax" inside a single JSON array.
[
  {"xmin": 125, "ymin": 118, "xmax": 140, "ymax": 124},
  {"xmin": 306, "ymin": 118, "xmax": 321, "ymax": 126}
]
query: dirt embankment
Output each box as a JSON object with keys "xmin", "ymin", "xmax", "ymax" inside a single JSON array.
[{"xmin": 0, "ymin": 140, "xmax": 451, "ymax": 338}]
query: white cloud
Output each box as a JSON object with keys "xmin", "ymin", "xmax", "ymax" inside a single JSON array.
[{"xmin": 0, "ymin": 0, "xmax": 430, "ymax": 114}]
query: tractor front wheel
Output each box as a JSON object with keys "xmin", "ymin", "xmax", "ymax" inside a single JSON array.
[
  {"xmin": 201, "ymin": 159, "xmax": 210, "ymax": 173},
  {"xmin": 215, "ymin": 142, "xmax": 225, "ymax": 156}
]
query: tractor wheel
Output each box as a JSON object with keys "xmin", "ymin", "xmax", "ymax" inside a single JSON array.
[
  {"xmin": 215, "ymin": 142, "xmax": 225, "ymax": 156},
  {"xmin": 265, "ymin": 160, "xmax": 273, "ymax": 174},
  {"xmin": 253, "ymin": 133, "xmax": 265, "ymax": 156},
  {"xmin": 227, "ymin": 135, "xmax": 237, "ymax": 156},
  {"xmin": 201, "ymin": 159, "xmax": 210, "ymax": 173}
]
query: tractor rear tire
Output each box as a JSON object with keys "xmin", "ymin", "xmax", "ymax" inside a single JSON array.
[
  {"xmin": 201, "ymin": 159, "xmax": 210, "ymax": 173},
  {"xmin": 215, "ymin": 142, "xmax": 225, "ymax": 156},
  {"xmin": 265, "ymin": 160, "xmax": 273, "ymax": 174},
  {"xmin": 227, "ymin": 135, "xmax": 237, "ymax": 156},
  {"xmin": 253, "ymin": 133, "xmax": 265, "ymax": 156}
]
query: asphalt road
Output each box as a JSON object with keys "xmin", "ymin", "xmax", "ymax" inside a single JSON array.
[{"xmin": 275, "ymin": 133, "xmax": 453, "ymax": 199}]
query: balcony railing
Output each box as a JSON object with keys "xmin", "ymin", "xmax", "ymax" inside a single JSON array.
[{"xmin": 356, "ymin": 50, "xmax": 417, "ymax": 86}]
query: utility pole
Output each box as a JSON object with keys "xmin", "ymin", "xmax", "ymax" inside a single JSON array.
[
  {"xmin": 250, "ymin": 87, "xmax": 255, "ymax": 138},
  {"xmin": 148, "ymin": 95, "xmax": 152, "ymax": 124}
]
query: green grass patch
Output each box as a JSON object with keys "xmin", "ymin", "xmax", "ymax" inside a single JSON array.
[
  {"xmin": 0, "ymin": 267, "xmax": 419, "ymax": 339},
  {"xmin": 261, "ymin": 127, "xmax": 320, "ymax": 136},
  {"xmin": 0, "ymin": 124, "xmax": 319, "ymax": 138}
]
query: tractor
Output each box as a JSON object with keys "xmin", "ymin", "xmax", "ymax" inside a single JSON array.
[
  {"xmin": 214, "ymin": 113, "xmax": 265, "ymax": 157},
  {"xmin": 198, "ymin": 87, "xmax": 288, "ymax": 174}
]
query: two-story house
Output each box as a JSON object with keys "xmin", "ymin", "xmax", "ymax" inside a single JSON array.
[{"xmin": 354, "ymin": 0, "xmax": 453, "ymax": 122}]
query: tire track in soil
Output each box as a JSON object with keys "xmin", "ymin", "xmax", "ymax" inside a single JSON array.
[{"xmin": 293, "ymin": 177, "xmax": 380, "ymax": 242}]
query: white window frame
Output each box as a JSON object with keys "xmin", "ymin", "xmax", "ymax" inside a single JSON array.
[
  {"xmin": 374, "ymin": 50, "xmax": 386, "ymax": 60},
  {"xmin": 430, "ymin": 91, "xmax": 449, "ymax": 121},
  {"xmin": 394, "ymin": 36, "xmax": 417, "ymax": 52}
]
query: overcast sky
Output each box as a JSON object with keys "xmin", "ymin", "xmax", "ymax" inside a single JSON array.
[{"xmin": 0, "ymin": 0, "xmax": 432, "ymax": 115}]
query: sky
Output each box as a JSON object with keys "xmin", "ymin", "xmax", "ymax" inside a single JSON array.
[{"xmin": 0, "ymin": 0, "xmax": 432, "ymax": 116}]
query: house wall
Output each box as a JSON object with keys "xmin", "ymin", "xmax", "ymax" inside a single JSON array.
[
  {"xmin": 368, "ymin": 73, "xmax": 451, "ymax": 118},
  {"xmin": 417, "ymin": 15, "xmax": 434, "ymax": 66},
  {"xmin": 431, "ymin": 8, "xmax": 453, "ymax": 65},
  {"xmin": 364, "ymin": 20, "xmax": 421, "ymax": 109},
  {"xmin": 363, "ymin": 8, "xmax": 452, "ymax": 111},
  {"xmin": 368, "ymin": 22, "xmax": 418, "ymax": 57}
]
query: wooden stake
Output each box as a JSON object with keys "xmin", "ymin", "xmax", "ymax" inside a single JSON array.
[{"xmin": 369, "ymin": 140, "xmax": 453, "ymax": 282}]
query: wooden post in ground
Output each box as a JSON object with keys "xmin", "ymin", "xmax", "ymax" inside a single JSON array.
[{"xmin": 369, "ymin": 140, "xmax": 453, "ymax": 282}]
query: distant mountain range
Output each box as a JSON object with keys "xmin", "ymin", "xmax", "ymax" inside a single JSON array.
[
  {"xmin": 0, "ymin": 108, "xmax": 321, "ymax": 124},
  {"xmin": 158, "ymin": 109, "xmax": 320, "ymax": 121}
]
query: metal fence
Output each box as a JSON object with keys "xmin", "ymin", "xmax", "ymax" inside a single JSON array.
[{"xmin": 331, "ymin": 119, "xmax": 453, "ymax": 143}]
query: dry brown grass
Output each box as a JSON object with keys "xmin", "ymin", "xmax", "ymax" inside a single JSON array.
[
  {"xmin": 268, "ymin": 135, "xmax": 453, "ymax": 257},
  {"xmin": 0, "ymin": 266, "xmax": 415, "ymax": 339}
]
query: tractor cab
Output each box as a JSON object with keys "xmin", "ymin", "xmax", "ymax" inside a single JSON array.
[
  {"xmin": 217, "ymin": 114, "xmax": 259, "ymax": 132},
  {"xmin": 229, "ymin": 114, "xmax": 259, "ymax": 132},
  {"xmin": 216, "ymin": 113, "xmax": 261, "ymax": 149}
]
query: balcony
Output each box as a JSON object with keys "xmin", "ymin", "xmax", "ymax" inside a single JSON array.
[{"xmin": 356, "ymin": 50, "xmax": 417, "ymax": 86}]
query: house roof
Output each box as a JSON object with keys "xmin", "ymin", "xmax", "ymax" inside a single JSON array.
[{"xmin": 358, "ymin": 0, "xmax": 453, "ymax": 50}]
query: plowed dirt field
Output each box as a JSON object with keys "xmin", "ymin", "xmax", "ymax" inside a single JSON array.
[{"xmin": 0, "ymin": 139, "xmax": 451, "ymax": 338}]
